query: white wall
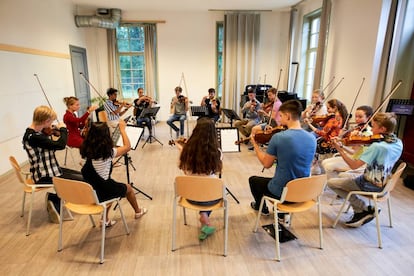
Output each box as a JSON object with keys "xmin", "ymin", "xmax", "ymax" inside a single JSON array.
[
  {"xmin": 0, "ymin": 0, "xmax": 89, "ymax": 175},
  {"xmin": 323, "ymin": 0, "xmax": 383, "ymax": 110}
]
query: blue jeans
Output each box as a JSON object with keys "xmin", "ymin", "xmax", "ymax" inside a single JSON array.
[
  {"xmin": 167, "ymin": 114, "xmax": 186, "ymax": 135},
  {"xmin": 136, "ymin": 116, "xmax": 151, "ymax": 130}
]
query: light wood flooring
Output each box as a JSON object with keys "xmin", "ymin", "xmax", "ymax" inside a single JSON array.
[{"xmin": 1, "ymin": 121, "xmax": 414, "ymax": 275}]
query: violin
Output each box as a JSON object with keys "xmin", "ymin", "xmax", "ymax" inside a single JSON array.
[
  {"xmin": 253, "ymin": 125, "xmax": 286, "ymax": 145},
  {"xmin": 80, "ymin": 117, "xmax": 90, "ymax": 138},
  {"xmin": 342, "ymin": 134, "xmax": 383, "ymax": 146},
  {"xmin": 114, "ymin": 100, "xmax": 132, "ymax": 108},
  {"xmin": 168, "ymin": 137, "xmax": 188, "ymax": 146},
  {"xmin": 42, "ymin": 126, "xmax": 61, "ymax": 137},
  {"xmin": 178, "ymin": 95, "xmax": 188, "ymax": 103},
  {"xmin": 310, "ymin": 113, "xmax": 335, "ymax": 127}
]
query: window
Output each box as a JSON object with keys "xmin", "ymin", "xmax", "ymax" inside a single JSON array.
[
  {"xmin": 301, "ymin": 10, "xmax": 321, "ymax": 98},
  {"xmin": 216, "ymin": 22, "xmax": 224, "ymax": 98},
  {"xmin": 116, "ymin": 25, "xmax": 145, "ymax": 99}
]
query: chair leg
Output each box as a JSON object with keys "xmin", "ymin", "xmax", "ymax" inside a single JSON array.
[
  {"xmin": 373, "ymin": 201, "xmax": 382, "ymax": 249},
  {"xmin": 318, "ymin": 197, "xmax": 323, "ymax": 249},
  {"xmin": 26, "ymin": 191, "xmax": 35, "ymax": 236},
  {"xmin": 21, "ymin": 192, "xmax": 26, "ymax": 217},
  {"xmin": 223, "ymin": 201, "xmax": 228, "ymax": 257},
  {"xmin": 117, "ymin": 199, "xmax": 130, "ymax": 235},
  {"xmin": 88, "ymin": 215, "xmax": 96, "ymax": 227},
  {"xmin": 183, "ymin": 207, "xmax": 187, "ymax": 225},
  {"xmin": 172, "ymin": 200, "xmax": 177, "ymax": 251},
  {"xmin": 253, "ymin": 197, "xmax": 266, "ymax": 232},
  {"xmin": 64, "ymin": 147, "xmax": 68, "ymax": 166},
  {"xmin": 387, "ymin": 197, "xmax": 393, "ymax": 227},
  {"xmin": 100, "ymin": 208, "xmax": 107, "ymax": 264},
  {"xmin": 274, "ymin": 207, "xmax": 281, "ymax": 262},
  {"xmin": 58, "ymin": 199, "xmax": 64, "ymax": 252},
  {"xmin": 332, "ymin": 194, "xmax": 351, "ymax": 228}
]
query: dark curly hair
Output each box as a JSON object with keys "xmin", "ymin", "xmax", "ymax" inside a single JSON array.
[
  {"xmin": 80, "ymin": 122, "xmax": 113, "ymax": 160},
  {"xmin": 179, "ymin": 117, "xmax": 222, "ymax": 174}
]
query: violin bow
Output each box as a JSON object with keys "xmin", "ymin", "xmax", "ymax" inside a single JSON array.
[
  {"xmin": 33, "ymin": 74, "xmax": 60, "ymax": 123},
  {"xmin": 79, "ymin": 72, "xmax": 106, "ymax": 101},
  {"xmin": 359, "ymin": 80, "xmax": 402, "ymax": 132},
  {"xmin": 343, "ymin": 77, "xmax": 365, "ymax": 129},
  {"xmin": 267, "ymin": 69, "xmax": 283, "ymax": 127},
  {"xmin": 321, "ymin": 77, "xmax": 344, "ymax": 105},
  {"xmin": 320, "ymin": 76, "xmax": 336, "ymax": 94}
]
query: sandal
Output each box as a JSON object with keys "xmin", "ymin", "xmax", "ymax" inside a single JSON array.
[
  {"xmin": 135, "ymin": 207, "xmax": 148, "ymax": 219},
  {"xmin": 100, "ymin": 220, "xmax": 117, "ymax": 228}
]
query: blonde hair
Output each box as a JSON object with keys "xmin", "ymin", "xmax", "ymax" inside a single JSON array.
[
  {"xmin": 373, "ymin": 112, "xmax": 397, "ymax": 134},
  {"xmin": 63, "ymin": 96, "xmax": 79, "ymax": 108},
  {"xmin": 312, "ymin": 89, "xmax": 325, "ymax": 100},
  {"xmin": 32, "ymin": 106, "xmax": 57, "ymax": 125}
]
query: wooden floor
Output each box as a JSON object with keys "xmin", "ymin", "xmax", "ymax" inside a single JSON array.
[{"xmin": 1, "ymin": 121, "xmax": 414, "ymax": 275}]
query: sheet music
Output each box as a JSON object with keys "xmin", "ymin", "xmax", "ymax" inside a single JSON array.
[
  {"xmin": 116, "ymin": 125, "xmax": 144, "ymax": 150},
  {"xmin": 217, "ymin": 128, "xmax": 240, "ymax": 152}
]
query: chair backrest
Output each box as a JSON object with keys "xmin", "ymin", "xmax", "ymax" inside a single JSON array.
[
  {"xmin": 98, "ymin": 110, "xmax": 108, "ymax": 123},
  {"xmin": 53, "ymin": 177, "xmax": 99, "ymax": 205},
  {"xmin": 380, "ymin": 162, "xmax": 406, "ymax": 195},
  {"xmin": 9, "ymin": 156, "xmax": 33, "ymax": 185},
  {"xmin": 283, "ymin": 174, "xmax": 327, "ymax": 203},
  {"xmin": 174, "ymin": 175, "xmax": 224, "ymax": 202}
]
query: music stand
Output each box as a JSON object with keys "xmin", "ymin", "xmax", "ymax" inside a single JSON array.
[
  {"xmin": 112, "ymin": 125, "xmax": 153, "ymax": 201},
  {"xmin": 221, "ymin": 108, "xmax": 241, "ymax": 127},
  {"xmin": 140, "ymin": 107, "xmax": 163, "ymax": 148},
  {"xmin": 191, "ymin": 106, "xmax": 209, "ymax": 117},
  {"xmin": 216, "ymin": 127, "xmax": 240, "ymax": 204}
]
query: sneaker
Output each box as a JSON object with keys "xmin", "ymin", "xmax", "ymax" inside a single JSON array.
[
  {"xmin": 250, "ymin": 201, "xmax": 269, "ymax": 216},
  {"xmin": 248, "ymin": 146, "xmax": 254, "ymax": 151},
  {"xmin": 345, "ymin": 206, "xmax": 380, "ymax": 228},
  {"xmin": 47, "ymin": 200, "xmax": 60, "ymax": 224},
  {"xmin": 135, "ymin": 207, "xmax": 148, "ymax": 219}
]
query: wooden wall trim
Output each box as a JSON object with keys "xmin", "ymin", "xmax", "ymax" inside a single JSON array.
[{"xmin": 0, "ymin": 43, "xmax": 70, "ymax": 59}]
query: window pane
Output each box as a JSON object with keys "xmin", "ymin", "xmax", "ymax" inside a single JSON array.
[
  {"xmin": 116, "ymin": 25, "xmax": 149, "ymax": 98},
  {"xmin": 131, "ymin": 55, "xmax": 144, "ymax": 69},
  {"xmin": 118, "ymin": 39, "xmax": 130, "ymax": 52},
  {"xmin": 308, "ymin": 52, "xmax": 317, "ymax": 68},
  {"xmin": 311, "ymin": 18, "xmax": 320, "ymax": 33},
  {"xmin": 116, "ymin": 27, "xmax": 129, "ymax": 39},
  {"xmin": 119, "ymin": 56, "xmax": 131, "ymax": 69},
  {"xmin": 310, "ymin": 33, "xmax": 319, "ymax": 48}
]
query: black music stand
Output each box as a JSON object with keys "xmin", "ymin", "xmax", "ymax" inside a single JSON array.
[
  {"xmin": 221, "ymin": 108, "xmax": 241, "ymax": 127},
  {"xmin": 191, "ymin": 106, "xmax": 209, "ymax": 117},
  {"xmin": 124, "ymin": 153, "xmax": 153, "ymax": 200},
  {"xmin": 140, "ymin": 107, "xmax": 163, "ymax": 148}
]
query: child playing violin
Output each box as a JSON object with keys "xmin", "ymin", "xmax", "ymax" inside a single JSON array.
[
  {"xmin": 302, "ymin": 89, "xmax": 328, "ymax": 123},
  {"xmin": 321, "ymin": 105, "xmax": 373, "ymax": 179},
  {"xmin": 305, "ymin": 98, "xmax": 349, "ymax": 155},
  {"xmin": 63, "ymin": 96, "xmax": 97, "ymax": 148},
  {"xmin": 327, "ymin": 112, "xmax": 402, "ymax": 227}
]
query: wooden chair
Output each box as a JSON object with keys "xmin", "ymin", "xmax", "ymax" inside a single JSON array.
[
  {"xmin": 253, "ymin": 174, "xmax": 327, "ymax": 261},
  {"xmin": 97, "ymin": 110, "xmax": 108, "ymax": 123},
  {"xmin": 9, "ymin": 156, "xmax": 54, "ymax": 236},
  {"xmin": 52, "ymin": 177, "xmax": 130, "ymax": 264},
  {"xmin": 332, "ymin": 162, "xmax": 407, "ymax": 248},
  {"xmin": 171, "ymin": 175, "xmax": 229, "ymax": 256}
]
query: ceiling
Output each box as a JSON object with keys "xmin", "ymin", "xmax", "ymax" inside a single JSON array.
[{"xmin": 71, "ymin": 0, "xmax": 302, "ymax": 12}]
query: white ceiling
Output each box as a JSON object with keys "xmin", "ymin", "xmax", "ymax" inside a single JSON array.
[{"xmin": 71, "ymin": 0, "xmax": 302, "ymax": 12}]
